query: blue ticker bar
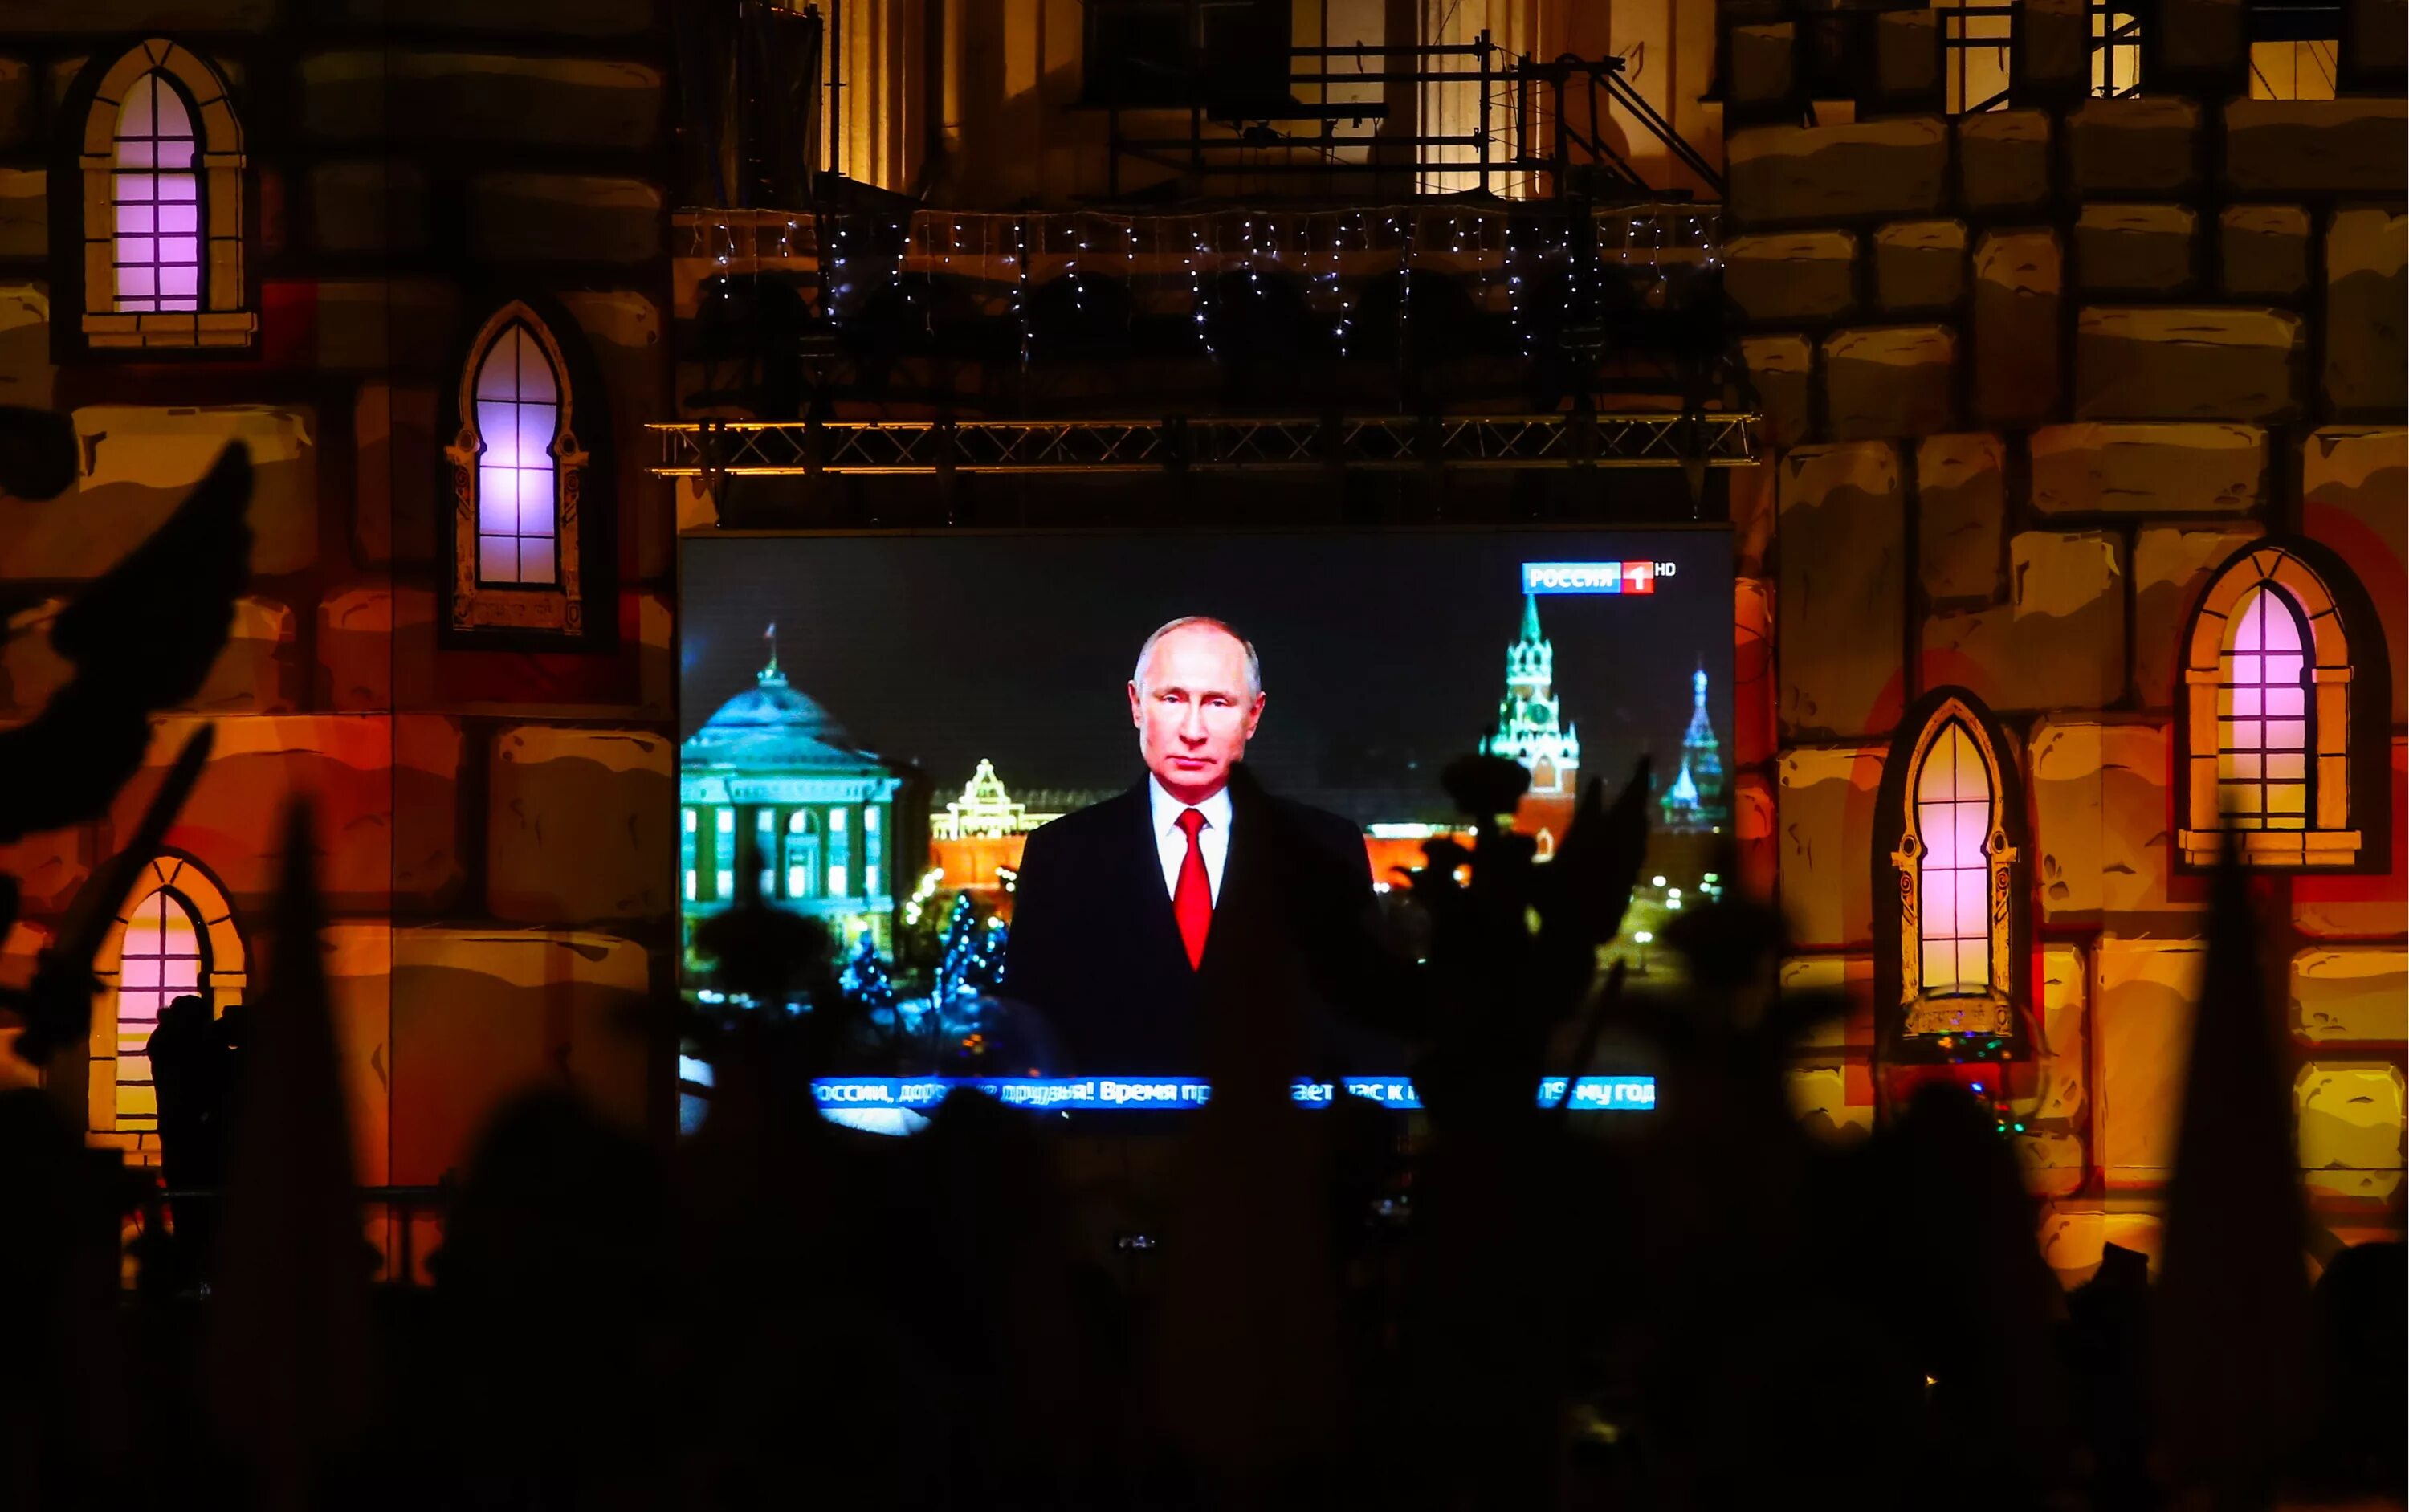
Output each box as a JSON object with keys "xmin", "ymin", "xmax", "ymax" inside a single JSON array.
[{"xmin": 812, "ymin": 1074, "xmax": 1657, "ymax": 1112}]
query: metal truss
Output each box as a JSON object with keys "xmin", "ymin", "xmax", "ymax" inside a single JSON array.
[{"xmin": 650, "ymin": 414, "xmax": 1756, "ymax": 479}]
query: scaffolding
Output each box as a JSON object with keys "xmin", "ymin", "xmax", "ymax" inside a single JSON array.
[{"xmin": 650, "ymin": 412, "xmax": 1758, "ymax": 482}]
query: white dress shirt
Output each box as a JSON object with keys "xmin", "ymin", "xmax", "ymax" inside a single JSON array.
[{"xmin": 1148, "ymin": 776, "xmax": 1231, "ymax": 906}]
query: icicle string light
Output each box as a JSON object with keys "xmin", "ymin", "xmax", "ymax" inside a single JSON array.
[{"xmin": 683, "ymin": 205, "xmax": 1722, "ymax": 371}]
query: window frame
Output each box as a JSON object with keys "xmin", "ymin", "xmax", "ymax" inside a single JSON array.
[
  {"xmin": 90, "ymin": 852, "xmax": 246, "ymax": 1145},
  {"xmin": 441, "ymin": 299, "xmax": 613, "ymax": 647},
  {"xmin": 2177, "ymin": 537, "xmax": 2391, "ymax": 872},
  {"xmin": 57, "ymin": 39, "xmax": 255, "ymax": 356},
  {"xmin": 1873, "ymin": 688, "xmax": 2032, "ymax": 1061}
]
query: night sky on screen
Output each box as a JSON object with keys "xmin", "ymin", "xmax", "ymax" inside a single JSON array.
[{"xmin": 681, "ymin": 532, "xmax": 1733, "ymax": 814}]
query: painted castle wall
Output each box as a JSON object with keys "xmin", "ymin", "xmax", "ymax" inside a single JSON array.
[
  {"xmin": 1721, "ymin": 18, "xmax": 2407, "ymax": 1275},
  {"xmin": 0, "ymin": 0, "xmax": 679, "ymax": 1273}
]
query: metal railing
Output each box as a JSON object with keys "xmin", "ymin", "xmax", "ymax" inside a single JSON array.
[
  {"xmin": 650, "ymin": 412, "xmax": 1757, "ymax": 480},
  {"xmin": 1104, "ymin": 33, "xmax": 1722, "ymax": 201}
]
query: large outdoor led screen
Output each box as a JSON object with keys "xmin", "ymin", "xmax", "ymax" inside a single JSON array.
[{"xmin": 678, "ymin": 529, "xmax": 1731, "ymax": 1113}]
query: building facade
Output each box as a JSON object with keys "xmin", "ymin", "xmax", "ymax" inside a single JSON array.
[
  {"xmin": 679, "ymin": 645, "xmax": 904, "ymax": 961},
  {"xmin": 0, "ymin": 0, "xmax": 679, "ymax": 1274},
  {"xmin": 0, "ymin": 0, "xmax": 2398, "ymax": 1288}
]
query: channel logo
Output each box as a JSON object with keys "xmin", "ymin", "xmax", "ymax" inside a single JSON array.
[{"xmin": 1522, "ymin": 560, "xmax": 1669, "ymax": 596}]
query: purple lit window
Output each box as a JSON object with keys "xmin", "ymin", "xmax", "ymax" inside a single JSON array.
[
  {"xmin": 1915, "ymin": 720, "xmax": 1992, "ymax": 997},
  {"xmin": 2217, "ymin": 585, "xmax": 2312, "ymax": 830},
  {"xmin": 473, "ymin": 323, "xmax": 561, "ymax": 586},
  {"xmin": 115, "ymin": 887, "xmax": 206, "ymax": 1127},
  {"xmin": 112, "ymin": 72, "xmax": 202, "ymax": 314}
]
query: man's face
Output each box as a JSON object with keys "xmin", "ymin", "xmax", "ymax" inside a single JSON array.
[{"xmin": 1128, "ymin": 624, "xmax": 1265, "ymax": 803}]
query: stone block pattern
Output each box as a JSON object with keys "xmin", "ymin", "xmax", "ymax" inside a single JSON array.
[
  {"xmin": 2296, "ymin": 1062, "xmax": 2406, "ymax": 1177},
  {"xmin": 1924, "ymin": 532, "xmax": 2126, "ymax": 712},
  {"xmin": 2074, "ymin": 205, "xmax": 2197, "ymax": 294},
  {"xmin": 1916, "ymin": 433, "xmax": 2005, "ymax": 605},
  {"xmin": 110, "ymin": 716, "xmax": 463, "ymax": 915},
  {"xmin": 470, "ymin": 173, "xmax": 662, "ymax": 263},
  {"xmin": 1776, "ymin": 744, "xmax": 1885, "ymax": 949},
  {"xmin": 0, "ymin": 596, "xmax": 71, "ymax": 719},
  {"xmin": 2067, "ymin": 100, "xmax": 2200, "ymax": 195},
  {"xmin": 2075, "ymin": 307, "xmax": 2302, "ymax": 422},
  {"xmin": 0, "ymin": 284, "xmax": 50, "ymax": 409},
  {"xmin": 2220, "ymin": 206, "xmax": 2309, "ymax": 300},
  {"xmin": 2096, "ymin": 938, "xmax": 2211, "ymax": 1188},
  {"xmin": 0, "ymin": 407, "xmax": 318, "ymax": 581},
  {"xmin": 308, "ymin": 163, "xmax": 429, "ymax": 255},
  {"xmin": 0, "ymin": 169, "xmax": 41, "ymax": 258},
  {"xmin": 300, "ymin": 53, "xmax": 663, "ymax": 148},
  {"xmin": 2291, "ymin": 948, "xmax": 2409, "ymax": 1044},
  {"xmin": 1741, "ymin": 335, "xmax": 1814, "ymax": 450},
  {"xmin": 2324, "ymin": 206, "xmax": 2406, "ymax": 417},
  {"xmin": 1823, "ymin": 326, "xmax": 1955, "ymax": 440},
  {"xmin": 390, "ymin": 928, "xmax": 652, "ymax": 1184},
  {"xmin": 1727, "ymin": 119, "xmax": 1949, "ymax": 228},
  {"xmin": 184, "ymin": 597, "xmax": 298, "ymax": 715},
  {"xmin": 1972, "ymin": 230, "xmax": 2062, "ymax": 426},
  {"xmin": 353, "ymin": 382, "xmax": 441, "ymax": 569},
  {"xmin": 0, "ymin": 59, "xmax": 29, "ymax": 149},
  {"xmin": 2223, "ymin": 100, "xmax": 2409, "ymax": 194},
  {"xmin": 1777, "ymin": 443, "xmax": 1904, "ymax": 738},
  {"xmin": 2030, "ymin": 422, "xmax": 2265, "ymax": 515},
  {"xmin": 2132, "ymin": 525, "xmax": 2263, "ymax": 709},
  {"xmin": 312, "ymin": 280, "xmax": 460, "ymax": 374},
  {"xmin": 1726, "ymin": 23, "xmax": 1795, "ymax": 108},
  {"xmin": 1779, "ymin": 953, "xmax": 1875, "ymax": 1052},
  {"xmin": 1787, "ymin": 1063, "xmax": 1874, "ymax": 1142},
  {"xmin": 487, "ymin": 727, "xmax": 676, "ymax": 923},
  {"xmin": 2301, "ymin": 427, "xmax": 2407, "ymax": 719},
  {"xmin": 1873, "ymin": 221, "xmax": 1966, "ymax": 312},
  {"xmin": 1725, "ymin": 232, "xmax": 1855, "ymax": 322},
  {"xmin": 2028, "ymin": 721, "xmax": 2195, "ymax": 924},
  {"xmin": 1960, "ymin": 110, "xmax": 2052, "ymax": 212}
]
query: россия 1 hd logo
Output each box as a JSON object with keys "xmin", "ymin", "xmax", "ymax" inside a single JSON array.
[{"xmin": 1521, "ymin": 560, "xmax": 1674, "ymax": 595}]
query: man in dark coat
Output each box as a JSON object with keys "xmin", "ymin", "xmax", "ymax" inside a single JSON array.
[{"xmin": 1004, "ymin": 617, "xmax": 1389, "ymax": 1078}]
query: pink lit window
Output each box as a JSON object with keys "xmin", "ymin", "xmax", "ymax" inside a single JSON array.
[
  {"xmin": 116, "ymin": 887, "xmax": 207, "ymax": 1127},
  {"xmin": 473, "ymin": 323, "xmax": 560, "ymax": 586},
  {"xmin": 1914, "ymin": 720, "xmax": 1992, "ymax": 997},
  {"xmin": 112, "ymin": 71, "xmax": 202, "ymax": 314},
  {"xmin": 2217, "ymin": 585, "xmax": 2313, "ymax": 830}
]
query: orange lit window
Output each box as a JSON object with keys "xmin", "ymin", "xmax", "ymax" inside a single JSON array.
[{"xmin": 2179, "ymin": 542, "xmax": 2382, "ymax": 870}]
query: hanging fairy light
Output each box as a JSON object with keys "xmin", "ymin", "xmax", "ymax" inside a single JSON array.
[
  {"xmin": 1013, "ymin": 216, "xmax": 1031, "ymax": 366},
  {"xmin": 1323, "ymin": 211, "xmax": 1345, "ymax": 351}
]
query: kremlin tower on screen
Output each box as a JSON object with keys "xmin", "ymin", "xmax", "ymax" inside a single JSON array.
[
  {"xmin": 1658, "ymin": 661, "xmax": 1730, "ymax": 833},
  {"xmin": 1480, "ymin": 594, "xmax": 1582, "ymax": 853},
  {"xmin": 1477, "ymin": 596, "xmax": 1727, "ymax": 847}
]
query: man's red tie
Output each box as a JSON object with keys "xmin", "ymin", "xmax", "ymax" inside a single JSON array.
[{"xmin": 1172, "ymin": 807, "xmax": 1213, "ymax": 969}]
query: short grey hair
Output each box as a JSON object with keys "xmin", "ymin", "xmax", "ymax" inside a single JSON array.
[{"xmin": 1132, "ymin": 616, "xmax": 1262, "ymax": 698}]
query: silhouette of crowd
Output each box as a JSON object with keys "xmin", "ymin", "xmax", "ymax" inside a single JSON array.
[
  {"xmin": 0, "ymin": 758, "xmax": 2399, "ymax": 1510},
  {"xmin": 0, "ymin": 425, "xmax": 2399, "ymax": 1510}
]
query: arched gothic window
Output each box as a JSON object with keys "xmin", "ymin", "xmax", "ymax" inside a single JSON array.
[
  {"xmin": 2180, "ymin": 540, "xmax": 2387, "ymax": 869},
  {"xmin": 65, "ymin": 41, "xmax": 252, "ymax": 351},
  {"xmin": 472, "ymin": 322, "xmax": 561, "ymax": 587},
  {"xmin": 445, "ymin": 302, "xmax": 604, "ymax": 642},
  {"xmin": 92, "ymin": 854, "xmax": 245, "ymax": 1149},
  {"xmin": 1875, "ymin": 690, "xmax": 2029, "ymax": 1056}
]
